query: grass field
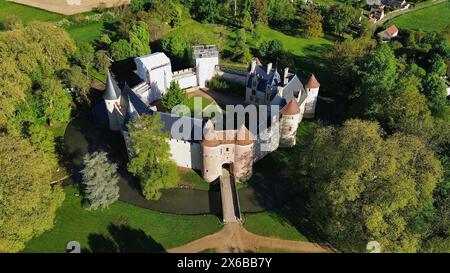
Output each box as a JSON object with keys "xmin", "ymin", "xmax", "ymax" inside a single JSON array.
[
  {"xmin": 244, "ymin": 212, "xmax": 309, "ymax": 241},
  {"xmin": 385, "ymin": 2, "xmax": 450, "ymax": 33},
  {"xmin": 67, "ymin": 21, "xmax": 104, "ymax": 44},
  {"xmin": 0, "ymin": 0, "xmax": 63, "ymax": 23},
  {"xmin": 24, "ymin": 185, "xmax": 221, "ymax": 252},
  {"xmin": 0, "ymin": 0, "xmax": 104, "ymax": 44},
  {"xmin": 167, "ymin": 19, "xmax": 333, "ymax": 69}
]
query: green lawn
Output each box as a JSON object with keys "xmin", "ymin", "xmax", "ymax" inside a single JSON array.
[
  {"xmin": 385, "ymin": 2, "xmax": 450, "ymax": 33},
  {"xmin": 187, "ymin": 96, "xmax": 214, "ymax": 114},
  {"xmin": 0, "ymin": 0, "xmax": 64, "ymax": 23},
  {"xmin": 67, "ymin": 21, "xmax": 104, "ymax": 44},
  {"xmin": 179, "ymin": 169, "xmax": 210, "ymax": 190},
  {"xmin": 24, "ymin": 185, "xmax": 221, "ymax": 252},
  {"xmin": 244, "ymin": 212, "xmax": 309, "ymax": 242}
]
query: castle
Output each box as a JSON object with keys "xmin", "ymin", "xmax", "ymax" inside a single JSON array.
[{"xmin": 104, "ymin": 46, "xmax": 320, "ymax": 183}]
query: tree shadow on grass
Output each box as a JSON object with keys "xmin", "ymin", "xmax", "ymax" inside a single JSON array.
[{"xmin": 83, "ymin": 224, "xmax": 166, "ymax": 253}]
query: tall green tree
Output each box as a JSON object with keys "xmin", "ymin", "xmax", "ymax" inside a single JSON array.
[
  {"xmin": 110, "ymin": 39, "xmax": 132, "ymax": 61},
  {"xmin": 298, "ymin": 8, "xmax": 323, "ymax": 38},
  {"xmin": 358, "ymin": 44, "xmax": 397, "ymax": 116},
  {"xmin": 294, "ymin": 120, "xmax": 443, "ymax": 252},
  {"xmin": 66, "ymin": 65, "xmax": 91, "ymax": 104},
  {"xmin": 192, "ymin": 0, "xmax": 220, "ymax": 23},
  {"xmin": 234, "ymin": 28, "xmax": 252, "ymax": 63},
  {"xmin": 422, "ymin": 73, "xmax": 448, "ymax": 116},
  {"xmin": 161, "ymin": 36, "xmax": 188, "ymax": 62},
  {"xmin": 162, "ymin": 81, "xmax": 188, "ymax": 112},
  {"xmin": 94, "ymin": 50, "xmax": 112, "ymax": 75},
  {"xmin": 36, "ymin": 78, "xmax": 72, "ymax": 125},
  {"xmin": 81, "ymin": 151, "xmax": 120, "ymax": 210},
  {"xmin": 325, "ymin": 4, "xmax": 357, "ymax": 36},
  {"xmin": 0, "ymin": 133, "xmax": 65, "ymax": 252},
  {"xmin": 127, "ymin": 115, "xmax": 180, "ymax": 200},
  {"xmin": 129, "ymin": 21, "xmax": 151, "ymax": 57}
]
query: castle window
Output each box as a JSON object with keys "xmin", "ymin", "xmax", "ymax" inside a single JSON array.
[
  {"xmin": 226, "ymin": 148, "xmax": 229, "ymax": 152},
  {"xmin": 252, "ymin": 89, "xmax": 256, "ymax": 95}
]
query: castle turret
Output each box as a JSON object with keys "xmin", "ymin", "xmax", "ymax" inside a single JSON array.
[
  {"xmin": 279, "ymin": 98, "xmax": 301, "ymax": 147},
  {"xmin": 193, "ymin": 45, "xmax": 219, "ymax": 88},
  {"xmin": 121, "ymin": 96, "xmax": 139, "ymax": 158},
  {"xmin": 234, "ymin": 125, "xmax": 254, "ymax": 182},
  {"xmin": 201, "ymin": 124, "xmax": 222, "ymax": 182},
  {"xmin": 303, "ymin": 74, "xmax": 320, "ymax": 118},
  {"xmin": 104, "ymin": 71, "xmax": 123, "ymax": 131}
]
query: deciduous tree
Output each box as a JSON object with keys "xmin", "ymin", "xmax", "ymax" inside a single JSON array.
[
  {"xmin": 127, "ymin": 115, "xmax": 180, "ymax": 200},
  {"xmin": 0, "ymin": 134, "xmax": 65, "ymax": 252}
]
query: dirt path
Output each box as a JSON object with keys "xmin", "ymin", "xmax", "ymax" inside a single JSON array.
[
  {"xmin": 10, "ymin": 0, "xmax": 129, "ymax": 15},
  {"xmin": 377, "ymin": 0, "xmax": 448, "ymax": 25},
  {"xmin": 169, "ymin": 223, "xmax": 332, "ymax": 253}
]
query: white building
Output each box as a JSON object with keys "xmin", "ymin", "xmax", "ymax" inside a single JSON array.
[{"xmin": 134, "ymin": 45, "xmax": 219, "ymax": 105}]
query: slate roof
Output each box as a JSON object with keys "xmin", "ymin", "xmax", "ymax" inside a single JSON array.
[
  {"xmin": 122, "ymin": 83, "xmax": 204, "ymax": 142},
  {"xmin": 103, "ymin": 71, "xmax": 121, "ymax": 100}
]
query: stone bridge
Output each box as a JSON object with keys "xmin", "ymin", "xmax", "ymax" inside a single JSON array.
[{"xmin": 220, "ymin": 167, "xmax": 242, "ymax": 224}]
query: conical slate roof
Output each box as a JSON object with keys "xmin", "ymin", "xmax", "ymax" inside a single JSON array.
[
  {"xmin": 280, "ymin": 98, "xmax": 300, "ymax": 115},
  {"xmin": 305, "ymin": 74, "xmax": 320, "ymax": 89},
  {"xmin": 124, "ymin": 96, "xmax": 140, "ymax": 124},
  {"xmin": 103, "ymin": 71, "xmax": 121, "ymax": 100}
]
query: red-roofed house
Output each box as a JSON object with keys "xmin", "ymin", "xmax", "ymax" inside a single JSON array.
[{"xmin": 377, "ymin": 25, "xmax": 399, "ymax": 41}]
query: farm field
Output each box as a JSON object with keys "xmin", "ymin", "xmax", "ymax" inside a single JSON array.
[
  {"xmin": 23, "ymin": 186, "xmax": 222, "ymax": 252},
  {"xmin": 385, "ymin": 1, "xmax": 450, "ymax": 33}
]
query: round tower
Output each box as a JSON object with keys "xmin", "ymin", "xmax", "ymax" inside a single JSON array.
[
  {"xmin": 201, "ymin": 127, "xmax": 222, "ymax": 182},
  {"xmin": 104, "ymin": 71, "xmax": 123, "ymax": 131},
  {"xmin": 279, "ymin": 99, "xmax": 301, "ymax": 147},
  {"xmin": 304, "ymin": 74, "xmax": 320, "ymax": 118},
  {"xmin": 234, "ymin": 125, "xmax": 254, "ymax": 182}
]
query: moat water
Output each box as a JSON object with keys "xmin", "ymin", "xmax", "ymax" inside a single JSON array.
[{"xmin": 62, "ymin": 107, "xmax": 289, "ymax": 216}]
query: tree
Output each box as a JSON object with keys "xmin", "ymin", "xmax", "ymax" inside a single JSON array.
[
  {"xmin": 422, "ymin": 73, "xmax": 447, "ymax": 116},
  {"xmin": 36, "ymin": 78, "xmax": 72, "ymax": 125},
  {"xmin": 0, "ymin": 133, "xmax": 65, "ymax": 252},
  {"xmin": 298, "ymin": 8, "xmax": 323, "ymax": 38},
  {"xmin": 127, "ymin": 115, "xmax": 180, "ymax": 200},
  {"xmin": 251, "ymin": 0, "xmax": 269, "ymax": 24},
  {"xmin": 358, "ymin": 44, "xmax": 397, "ymax": 116},
  {"xmin": 192, "ymin": 0, "xmax": 220, "ymax": 23},
  {"xmin": 161, "ymin": 81, "xmax": 188, "ymax": 112},
  {"xmin": 81, "ymin": 151, "xmax": 120, "ymax": 210},
  {"xmin": 258, "ymin": 39, "xmax": 283, "ymax": 63},
  {"xmin": 94, "ymin": 50, "xmax": 112, "ymax": 75},
  {"xmin": 325, "ymin": 4, "xmax": 357, "ymax": 36},
  {"xmin": 267, "ymin": 0, "xmax": 296, "ymax": 28},
  {"xmin": 234, "ymin": 28, "xmax": 252, "ymax": 63},
  {"xmin": 66, "ymin": 65, "xmax": 91, "ymax": 104},
  {"xmin": 294, "ymin": 120, "xmax": 443, "ymax": 252},
  {"xmin": 381, "ymin": 88, "xmax": 433, "ymax": 139},
  {"xmin": 1, "ymin": 14, "xmax": 22, "ymax": 30},
  {"xmin": 75, "ymin": 42, "xmax": 95, "ymax": 77},
  {"xmin": 129, "ymin": 21, "xmax": 151, "ymax": 57},
  {"xmin": 110, "ymin": 39, "xmax": 132, "ymax": 61},
  {"xmin": 161, "ymin": 36, "xmax": 188, "ymax": 61}
]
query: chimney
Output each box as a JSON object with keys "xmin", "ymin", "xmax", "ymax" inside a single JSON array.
[
  {"xmin": 267, "ymin": 63, "xmax": 272, "ymax": 75},
  {"xmin": 283, "ymin": 67, "xmax": 289, "ymax": 85},
  {"xmin": 250, "ymin": 58, "xmax": 257, "ymax": 74}
]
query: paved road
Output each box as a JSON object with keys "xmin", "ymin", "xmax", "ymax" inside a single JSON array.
[{"xmin": 377, "ymin": 0, "xmax": 448, "ymax": 25}]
